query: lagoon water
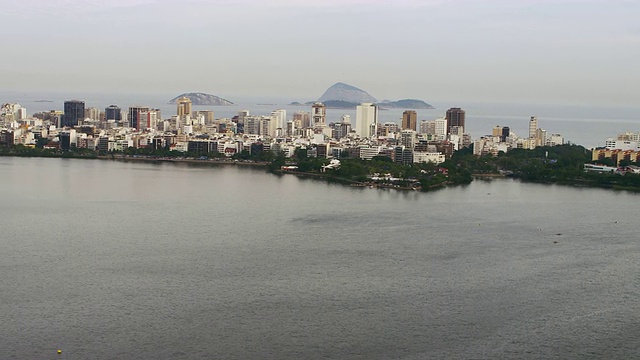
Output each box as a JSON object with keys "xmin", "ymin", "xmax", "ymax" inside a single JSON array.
[{"xmin": 2, "ymin": 157, "xmax": 640, "ymax": 359}]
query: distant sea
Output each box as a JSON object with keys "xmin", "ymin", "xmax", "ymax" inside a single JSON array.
[{"xmin": 1, "ymin": 90, "xmax": 639, "ymax": 148}]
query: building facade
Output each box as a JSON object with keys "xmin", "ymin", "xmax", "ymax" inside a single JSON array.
[
  {"xmin": 401, "ymin": 110, "xmax": 417, "ymax": 131},
  {"xmin": 445, "ymin": 107, "xmax": 465, "ymax": 134},
  {"xmin": 356, "ymin": 103, "xmax": 378, "ymax": 138},
  {"xmin": 63, "ymin": 100, "xmax": 85, "ymax": 128}
]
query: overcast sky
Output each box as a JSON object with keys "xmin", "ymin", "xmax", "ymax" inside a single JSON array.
[{"xmin": 1, "ymin": 0, "xmax": 638, "ymax": 105}]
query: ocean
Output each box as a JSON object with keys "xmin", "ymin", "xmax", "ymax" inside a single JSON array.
[{"xmin": 1, "ymin": 157, "xmax": 640, "ymax": 359}]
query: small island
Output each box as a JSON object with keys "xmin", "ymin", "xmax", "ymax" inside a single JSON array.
[
  {"xmin": 169, "ymin": 92, "xmax": 234, "ymax": 106},
  {"xmin": 290, "ymin": 82, "xmax": 434, "ymax": 109}
]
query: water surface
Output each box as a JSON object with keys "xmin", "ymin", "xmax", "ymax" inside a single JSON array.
[{"xmin": 1, "ymin": 157, "xmax": 639, "ymax": 359}]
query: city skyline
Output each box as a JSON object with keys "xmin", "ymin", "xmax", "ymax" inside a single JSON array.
[{"xmin": 1, "ymin": 0, "xmax": 639, "ymax": 106}]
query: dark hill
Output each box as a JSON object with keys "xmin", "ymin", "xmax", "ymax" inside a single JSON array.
[{"xmin": 169, "ymin": 92, "xmax": 234, "ymax": 106}]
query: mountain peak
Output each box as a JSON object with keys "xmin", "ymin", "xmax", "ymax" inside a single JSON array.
[
  {"xmin": 169, "ymin": 92, "xmax": 234, "ymax": 106},
  {"xmin": 318, "ymin": 82, "xmax": 378, "ymax": 103}
]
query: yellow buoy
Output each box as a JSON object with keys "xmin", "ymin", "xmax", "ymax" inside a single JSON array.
[{"xmin": 57, "ymin": 349, "xmax": 62, "ymax": 354}]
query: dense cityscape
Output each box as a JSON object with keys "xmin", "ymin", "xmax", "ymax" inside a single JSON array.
[{"xmin": 1, "ymin": 97, "xmax": 569, "ymax": 164}]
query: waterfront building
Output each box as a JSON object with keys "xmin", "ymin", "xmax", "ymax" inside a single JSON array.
[
  {"xmin": 413, "ymin": 151, "xmax": 446, "ymax": 164},
  {"xmin": 394, "ymin": 146, "xmax": 413, "ymax": 165},
  {"xmin": 359, "ymin": 145, "xmax": 382, "ymax": 160},
  {"xmin": 401, "ymin": 110, "xmax": 417, "ymax": 131},
  {"xmin": 62, "ymin": 100, "xmax": 85, "ymax": 128},
  {"xmin": 356, "ymin": 103, "xmax": 378, "ymax": 138},
  {"xmin": 59, "ymin": 129, "xmax": 77, "ymax": 150},
  {"xmin": 341, "ymin": 114, "xmax": 351, "ymax": 124},
  {"xmin": 445, "ymin": 107, "xmax": 465, "ymax": 135}
]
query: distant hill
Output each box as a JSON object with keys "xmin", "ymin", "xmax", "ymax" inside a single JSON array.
[
  {"xmin": 318, "ymin": 82, "xmax": 378, "ymax": 104},
  {"xmin": 380, "ymin": 99, "xmax": 434, "ymax": 109},
  {"xmin": 305, "ymin": 82, "xmax": 433, "ymax": 109},
  {"xmin": 169, "ymin": 92, "xmax": 234, "ymax": 106}
]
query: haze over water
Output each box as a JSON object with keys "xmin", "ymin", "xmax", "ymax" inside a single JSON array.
[{"xmin": 2, "ymin": 157, "xmax": 640, "ymax": 359}]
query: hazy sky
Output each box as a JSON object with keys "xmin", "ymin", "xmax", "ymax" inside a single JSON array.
[{"xmin": 1, "ymin": 0, "xmax": 638, "ymax": 105}]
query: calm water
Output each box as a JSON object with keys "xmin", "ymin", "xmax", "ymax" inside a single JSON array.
[{"xmin": 1, "ymin": 157, "xmax": 640, "ymax": 359}]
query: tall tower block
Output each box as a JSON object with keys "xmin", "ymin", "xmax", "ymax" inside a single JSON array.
[
  {"xmin": 356, "ymin": 103, "xmax": 378, "ymax": 138},
  {"xmin": 311, "ymin": 102, "xmax": 326, "ymax": 127},
  {"xmin": 529, "ymin": 116, "xmax": 538, "ymax": 139},
  {"xmin": 445, "ymin": 107, "xmax": 465, "ymax": 135},
  {"xmin": 402, "ymin": 110, "xmax": 417, "ymax": 131},
  {"xmin": 63, "ymin": 100, "xmax": 85, "ymax": 127}
]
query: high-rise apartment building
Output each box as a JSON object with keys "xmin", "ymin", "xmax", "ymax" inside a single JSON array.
[
  {"xmin": 62, "ymin": 100, "xmax": 85, "ymax": 127},
  {"xmin": 445, "ymin": 107, "xmax": 465, "ymax": 134},
  {"xmin": 194, "ymin": 110, "xmax": 215, "ymax": 125},
  {"xmin": 381, "ymin": 122, "xmax": 399, "ymax": 136},
  {"xmin": 434, "ymin": 117, "xmax": 448, "ymax": 141},
  {"xmin": 529, "ymin": 116, "xmax": 538, "ymax": 139},
  {"xmin": 84, "ymin": 107, "xmax": 100, "ymax": 121},
  {"xmin": 311, "ymin": 102, "xmax": 326, "ymax": 127},
  {"xmin": 105, "ymin": 105, "xmax": 122, "ymax": 121},
  {"xmin": 400, "ymin": 129, "xmax": 417, "ymax": 148},
  {"xmin": 356, "ymin": 103, "xmax": 378, "ymax": 138},
  {"xmin": 401, "ymin": 110, "xmax": 417, "ymax": 131},
  {"xmin": 332, "ymin": 123, "xmax": 351, "ymax": 140},
  {"xmin": 492, "ymin": 125, "xmax": 510, "ymax": 142},
  {"xmin": 128, "ymin": 106, "xmax": 150, "ymax": 130},
  {"xmin": 271, "ymin": 109, "xmax": 287, "ymax": 129},
  {"xmin": 176, "ymin": 97, "xmax": 192, "ymax": 118},
  {"xmin": 138, "ymin": 109, "xmax": 160, "ymax": 131}
]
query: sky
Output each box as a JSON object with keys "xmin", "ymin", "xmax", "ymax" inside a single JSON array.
[{"xmin": 1, "ymin": 0, "xmax": 639, "ymax": 106}]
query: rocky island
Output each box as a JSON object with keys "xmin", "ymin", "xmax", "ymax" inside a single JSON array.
[
  {"xmin": 292, "ymin": 82, "xmax": 434, "ymax": 109},
  {"xmin": 169, "ymin": 92, "xmax": 234, "ymax": 106}
]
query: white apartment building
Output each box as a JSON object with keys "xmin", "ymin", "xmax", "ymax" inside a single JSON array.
[
  {"xmin": 413, "ymin": 151, "xmax": 446, "ymax": 164},
  {"xmin": 356, "ymin": 103, "xmax": 377, "ymax": 138}
]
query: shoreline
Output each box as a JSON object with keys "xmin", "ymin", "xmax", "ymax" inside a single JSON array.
[
  {"xmin": 0, "ymin": 152, "xmax": 270, "ymax": 167},
  {"xmin": 95, "ymin": 155, "xmax": 269, "ymax": 167},
  {"xmin": 5, "ymin": 153, "xmax": 640, "ymax": 193}
]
